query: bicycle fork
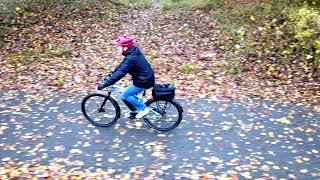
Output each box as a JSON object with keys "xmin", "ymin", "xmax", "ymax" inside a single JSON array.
[{"xmin": 98, "ymin": 93, "xmax": 111, "ymax": 113}]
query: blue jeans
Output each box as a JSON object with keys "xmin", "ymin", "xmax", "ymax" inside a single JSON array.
[{"xmin": 122, "ymin": 84, "xmax": 146, "ymax": 111}]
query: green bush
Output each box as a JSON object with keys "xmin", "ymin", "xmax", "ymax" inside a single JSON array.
[
  {"xmin": 11, "ymin": 49, "xmax": 40, "ymax": 65},
  {"xmin": 180, "ymin": 63, "xmax": 196, "ymax": 74},
  {"xmin": 285, "ymin": 5, "xmax": 320, "ymax": 78},
  {"xmin": 118, "ymin": 0, "xmax": 151, "ymax": 9},
  {"xmin": 288, "ymin": 5, "xmax": 320, "ymax": 40},
  {"xmin": 44, "ymin": 48, "xmax": 72, "ymax": 58},
  {"xmin": 160, "ymin": 0, "xmax": 216, "ymax": 10}
]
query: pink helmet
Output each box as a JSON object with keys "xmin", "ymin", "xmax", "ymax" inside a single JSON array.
[{"xmin": 115, "ymin": 36, "xmax": 135, "ymax": 48}]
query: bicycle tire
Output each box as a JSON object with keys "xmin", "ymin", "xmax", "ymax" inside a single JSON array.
[
  {"xmin": 144, "ymin": 98, "xmax": 183, "ymax": 131},
  {"xmin": 81, "ymin": 92, "xmax": 120, "ymax": 127}
]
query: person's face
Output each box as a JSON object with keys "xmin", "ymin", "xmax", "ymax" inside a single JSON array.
[{"xmin": 117, "ymin": 46, "xmax": 128, "ymax": 54}]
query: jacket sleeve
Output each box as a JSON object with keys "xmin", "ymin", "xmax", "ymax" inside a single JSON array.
[
  {"xmin": 104, "ymin": 57, "xmax": 134, "ymax": 86},
  {"xmin": 111, "ymin": 63, "xmax": 121, "ymax": 74}
]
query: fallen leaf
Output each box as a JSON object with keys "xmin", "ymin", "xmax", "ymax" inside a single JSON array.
[
  {"xmin": 108, "ymin": 158, "xmax": 116, "ymax": 163},
  {"xmin": 313, "ymin": 105, "xmax": 320, "ymax": 112},
  {"xmin": 276, "ymin": 117, "xmax": 291, "ymax": 124},
  {"xmin": 268, "ymin": 132, "xmax": 275, "ymax": 138},
  {"xmin": 209, "ymin": 156, "xmax": 220, "ymax": 163},
  {"xmin": 300, "ymin": 169, "xmax": 308, "ymax": 173},
  {"xmin": 69, "ymin": 149, "xmax": 82, "ymax": 154}
]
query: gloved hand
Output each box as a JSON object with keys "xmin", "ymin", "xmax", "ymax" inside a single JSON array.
[{"xmin": 98, "ymin": 81, "xmax": 108, "ymax": 90}]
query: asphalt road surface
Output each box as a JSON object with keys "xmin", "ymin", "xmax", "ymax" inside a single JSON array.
[{"xmin": 0, "ymin": 91, "xmax": 319, "ymax": 179}]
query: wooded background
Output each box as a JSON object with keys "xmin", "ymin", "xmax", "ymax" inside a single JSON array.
[{"xmin": 0, "ymin": 0, "xmax": 319, "ymax": 103}]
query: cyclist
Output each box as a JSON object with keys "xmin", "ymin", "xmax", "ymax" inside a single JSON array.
[{"xmin": 98, "ymin": 36, "xmax": 155, "ymax": 118}]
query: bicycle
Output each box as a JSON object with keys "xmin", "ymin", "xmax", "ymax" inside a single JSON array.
[{"xmin": 81, "ymin": 82, "xmax": 183, "ymax": 131}]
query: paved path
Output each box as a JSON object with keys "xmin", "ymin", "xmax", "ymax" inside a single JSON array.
[{"xmin": 0, "ymin": 91, "xmax": 319, "ymax": 179}]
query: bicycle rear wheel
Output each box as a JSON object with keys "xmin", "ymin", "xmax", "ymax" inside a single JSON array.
[
  {"xmin": 81, "ymin": 93, "xmax": 120, "ymax": 127},
  {"xmin": 144, "ymin": 98, "xmax": 183, "ymax": 131}
]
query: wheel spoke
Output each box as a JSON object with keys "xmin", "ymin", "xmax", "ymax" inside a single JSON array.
[{"xmin": 145, "ymin": 99, "xmax": 182, "ymax": 131}]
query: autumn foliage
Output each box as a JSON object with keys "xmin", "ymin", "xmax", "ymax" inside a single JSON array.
[{"xmin": 0, "ymin": 0, "xmax": 319, "ymax": 104}]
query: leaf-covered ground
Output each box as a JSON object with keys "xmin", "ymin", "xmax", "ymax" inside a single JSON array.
[
  {"xmin": 0, "ymin": 91, "xmax": 319, "ymax": 179},
  {"xmin": 0, "ymin": 3, "xmax": 319, "ymax": 106}
]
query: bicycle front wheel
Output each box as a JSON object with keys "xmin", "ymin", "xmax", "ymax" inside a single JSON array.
[
  {"xmin": 145, "ymin": 98, "xmax": 183, "ymax": 131},
  {"xmin": 81, "ymin": 93, "xmax": 120, "ymax": 127}
]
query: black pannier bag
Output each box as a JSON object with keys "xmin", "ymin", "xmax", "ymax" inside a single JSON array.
[{"xmin": 152, "ymin": 83, "xmax": 175, "ymax": 101}]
